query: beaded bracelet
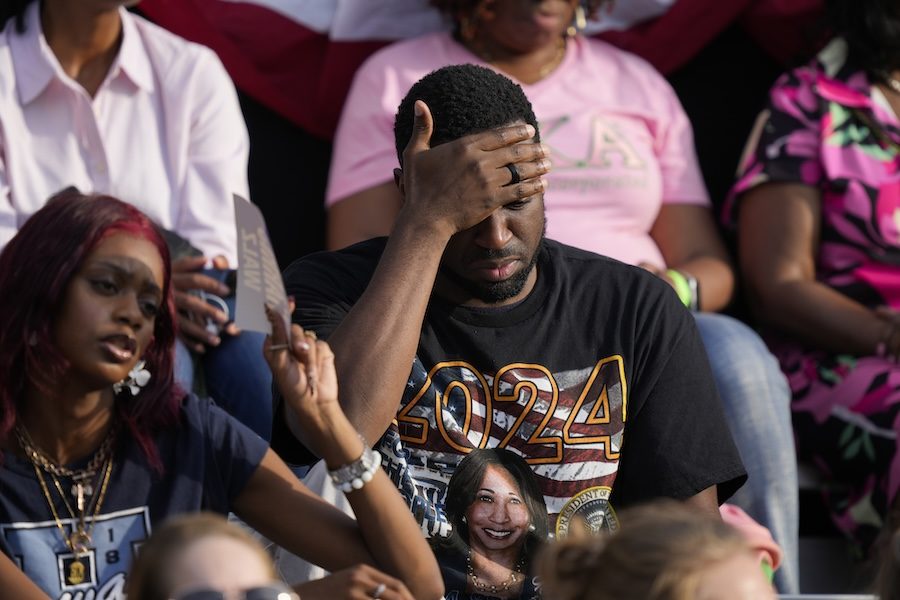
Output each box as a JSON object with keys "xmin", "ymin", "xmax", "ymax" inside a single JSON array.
[{"xmin": 328, "ymin": 445, "xmax": 382, "ymax": 493}]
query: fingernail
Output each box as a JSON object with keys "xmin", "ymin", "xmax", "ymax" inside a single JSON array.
[
  {"xmin": 540, "ymin": 176, "xmax": 550, "ymax": 190},
  {"xmin": 526, "ymin": 124, "xmax": 536, "ymax": 137},
  {"xmin": 540, "ymin": 158, "xmax": 551, "ymax": 171},
  {"xmin": 208, "ymin": 336, "xmax": 221, "ymax": 347},
  {"xmin": 299, "ymin": 341, "xmax": 310, "ymax": 351},
  {"xmin": 540, "ymin": 143, "xmax": 551, "ymax": 156},
  {"xmin": 414, "ymin": 102, "xmax": 423, "ymax": 116}
]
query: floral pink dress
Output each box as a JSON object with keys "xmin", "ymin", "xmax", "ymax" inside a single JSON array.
[{"xmin": 730, "ymin": 38, "xmax": 900, "ymax": 550}]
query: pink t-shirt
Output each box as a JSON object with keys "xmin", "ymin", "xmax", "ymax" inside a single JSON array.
[{"xmin": 327, "ymin": 32, "xmax": 708, "ymax": 269}]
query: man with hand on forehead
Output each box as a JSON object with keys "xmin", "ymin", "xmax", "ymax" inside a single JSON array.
[{"xmin": 273, "ymin": 65, "xmax": 745, "ymax": 540}]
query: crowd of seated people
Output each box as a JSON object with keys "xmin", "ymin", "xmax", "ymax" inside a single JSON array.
[{"xmin": 5, "ymin": 0, "xmax": 900, "ymax": 597}]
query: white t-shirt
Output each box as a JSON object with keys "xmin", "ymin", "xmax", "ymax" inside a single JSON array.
[{"xmin": 327, "ymin": 32, "xmax": 708, "ymax": 269}]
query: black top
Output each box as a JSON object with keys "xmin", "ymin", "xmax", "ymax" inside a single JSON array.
[
  {"xmin": 0, "ymin": 395, "xmax": 267, "ymax": 598},
  {"xmin": 274, "ymin": 237, "xmax": 746, "ymax": 539}
]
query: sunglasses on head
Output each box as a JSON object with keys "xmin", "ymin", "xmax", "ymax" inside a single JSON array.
[{"xmin": 171, "ymin": 584, "xmax": 299, "ymax": 600}]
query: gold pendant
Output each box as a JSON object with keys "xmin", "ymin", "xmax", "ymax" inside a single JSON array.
[{"xmin": 67, "ymin": 559, "xmax": 86, "ymax": 585}]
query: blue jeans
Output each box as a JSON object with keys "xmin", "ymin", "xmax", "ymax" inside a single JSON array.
[
  {"xmin": 175, "ymin": 331, "xmax": 273, "ymax": 441},
  {"xmin": 694, "ymin": 313, "xmax": 798, "ymax": 594}
]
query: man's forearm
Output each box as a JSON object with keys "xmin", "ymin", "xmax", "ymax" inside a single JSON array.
[{"xmin": 326, "ymin": 215, "xmax": 451, "ymax": 443}]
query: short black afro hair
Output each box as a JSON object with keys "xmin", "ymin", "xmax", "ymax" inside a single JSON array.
[{"xmin": 394, "ymin": 64, "xmax": 540, "ymax": 164}]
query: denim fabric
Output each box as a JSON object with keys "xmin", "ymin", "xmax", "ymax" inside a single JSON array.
[
  {"xmin": 694, "ymin": 312, "xmax": 798, "ymax": 593},
  {"xmin": 175, "ymin": 331, "xmax": 273, "ymax": 441}
]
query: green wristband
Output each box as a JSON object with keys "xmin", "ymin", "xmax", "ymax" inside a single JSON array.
[{"xmin": 666, "ymin": 269, "xmax": 693, "ymax": 308}]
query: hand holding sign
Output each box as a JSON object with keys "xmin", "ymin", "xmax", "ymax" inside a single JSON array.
[{"xmin": 233, "ymin": 195, "xmax": 290, "ymax": 335}]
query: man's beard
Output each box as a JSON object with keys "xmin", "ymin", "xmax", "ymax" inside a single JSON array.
[{"xmin": 440, "ymin": 238, "xmax": 543, "ymax": 304}]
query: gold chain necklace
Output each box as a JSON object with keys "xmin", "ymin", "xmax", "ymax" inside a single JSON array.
[
  {"xmin": 536, "ymin": 37, "xmax": 566, "ymax": 79},
  {"xmin": 467, "ymin": 36, "xmax": 567, "ymax": 81},
  {"xmin": 15, "ymin": 422, "xmax": 116, "ymax": 480},
  {"xmin": 32, "ymin": 456, "xmax": 113, "ymax": 585},
  {"xmin": 16, "ymin": 422, "xmax": 117, "ymax": 586},
  {"xmin": 467, "ymin": 552, "xmax": 526, "ymax": 596}
]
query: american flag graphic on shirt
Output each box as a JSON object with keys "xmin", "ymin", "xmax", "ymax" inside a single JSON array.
[{"xmin": 377, "ymin": 354, "xmax": 627, "ymax": 539}]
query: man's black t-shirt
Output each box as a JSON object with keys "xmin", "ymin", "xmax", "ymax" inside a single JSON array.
[{"xmin": 275, "ymin": 238, "xmax": 746, "ymax": 538}]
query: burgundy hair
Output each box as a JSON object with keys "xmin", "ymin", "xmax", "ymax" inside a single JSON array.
[{"xmin": 0, "ymin": 190, "xmax": 181, "ymax": 471}]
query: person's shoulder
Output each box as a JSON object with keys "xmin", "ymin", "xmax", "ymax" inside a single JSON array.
[
  {"xmin": 174, "ymin": 393, "xmax": 258, "ymax": 441},
  {"xmin": 773, "ymin": 37, "xmax": 855, "ymax": 96},
  {"xmin": 172, "ymin": 392, "xmax": 212, "ymax": 427},
  {"xmin": 574, "ymin": 36, "xmax": 677, "ymax": 107},
  {"xmin": 128, "ymin": 11, "xmax": 226, "ymax": 79},
  {"xmin": 365, "ymin": 31, "xmax": 454, "ymax": 66},
  {"xmin": 578, "ymin": 36, "xmax": 667, "ymax": 83},
  {"xmin": 544, "ymin": 238, "xmax": 645, "ymax": 274},
  {"xmin": 283, "ymin": 237, "xmax": 387, "ymax": 287},
  {"xmin": 543, "ymin": 239, "xmax": 675, "ymax": 296},
  {"xmin": 356, "ymin": 31, "xmax": 456, "ymax": 82}
]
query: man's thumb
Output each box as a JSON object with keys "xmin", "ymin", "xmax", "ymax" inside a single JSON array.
[{"xmin": 408, "ymin": 100, "xmax": 434, "ymax": 153}]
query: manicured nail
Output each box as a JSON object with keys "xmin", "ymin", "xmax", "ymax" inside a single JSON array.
[{"xmin": 414, "ymin": 102, "xmax": 424, "ymax": 116}]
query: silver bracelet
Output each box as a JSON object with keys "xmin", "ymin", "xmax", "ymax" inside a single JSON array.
[
  {"xmin": 684, "ymin": 271, "xmax": 700, "ymax": 312},
  {"xmin": 328, "ymin": 445, "xmax": 382, "ymax": 493}
]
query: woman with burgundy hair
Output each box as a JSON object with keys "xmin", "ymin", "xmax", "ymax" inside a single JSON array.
[{"xmin": 0, "ymin": 190, "xmax": 442, "ymax": 600}]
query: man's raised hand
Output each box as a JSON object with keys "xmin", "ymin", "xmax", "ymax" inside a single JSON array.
[{"xmin": 397, "ymin": 100, "xmax": 550, "ymax": 238}]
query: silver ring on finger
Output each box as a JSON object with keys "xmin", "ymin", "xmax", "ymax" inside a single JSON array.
[
  {"xmin": 372, "ymin": 583, "xmax": 387, "ymax": 599},
  {"xmin": 505, "ymin": 163, "xmax": 521, "ymax": 185},
  {"xmin": 268, "ymin": 343, "xmax": 290, "ymax": 352}
]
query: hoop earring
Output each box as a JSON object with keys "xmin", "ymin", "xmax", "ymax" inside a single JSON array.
[{"xmin": 567, "ymin": 4, "xmax": 587, "ymax": 37}]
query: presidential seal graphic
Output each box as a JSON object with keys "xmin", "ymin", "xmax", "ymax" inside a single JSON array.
[{"xmin": 555, "ymin": 486, "xmax": 618, "ymax": 538}]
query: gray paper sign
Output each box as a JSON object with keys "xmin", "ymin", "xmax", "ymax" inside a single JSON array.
[{"xmin": 234, "ymin": 195, "xmax": 289, "ymax": 335}]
